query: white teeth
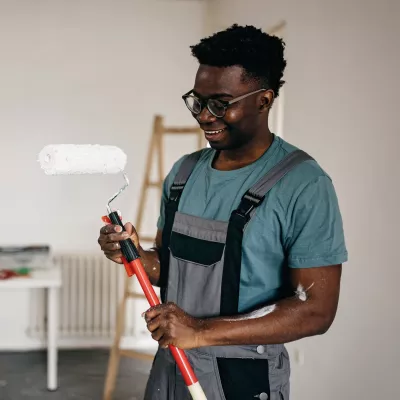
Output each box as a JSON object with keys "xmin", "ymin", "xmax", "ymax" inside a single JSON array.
[{"xmin": 204, "ymin": 128, "xmax": 225, "ymax": 134}]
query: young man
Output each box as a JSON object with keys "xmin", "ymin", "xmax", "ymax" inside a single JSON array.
[{"xmin": 98, "ymin": 24, "xmax": 347, "ymax": 400}]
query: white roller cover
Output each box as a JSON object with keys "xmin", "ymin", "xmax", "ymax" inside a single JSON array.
[{"xmin": 38, "ymin": 144, "xmax": 127, "ymax": 175}]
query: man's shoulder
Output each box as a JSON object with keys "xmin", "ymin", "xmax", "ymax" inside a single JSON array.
[{"xmin": 273, "ymin": 137, "xmax": 332, "ymax": 189}]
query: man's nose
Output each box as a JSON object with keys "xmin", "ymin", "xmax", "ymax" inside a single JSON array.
[{"xmin": 195, "ymin": 105, "xmax": 217, "ymax": 124}]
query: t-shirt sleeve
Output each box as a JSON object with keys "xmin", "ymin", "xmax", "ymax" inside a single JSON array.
[
  {"xmin": 156, "ymin": 154, "xmax": 187, "ymax": 230},
  {"xmin": 285, "ymin": 175, "xmax": 348, "ymax": 268}
]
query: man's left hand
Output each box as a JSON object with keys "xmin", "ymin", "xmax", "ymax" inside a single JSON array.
[{"xmin": 143, "ymin": 302, "xmax": 204, "ymax": 349}]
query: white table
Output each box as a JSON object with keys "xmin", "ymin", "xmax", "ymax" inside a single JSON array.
[{"xmin": 0, "ymin": 267, "xmax": 62, "ymax": 391}]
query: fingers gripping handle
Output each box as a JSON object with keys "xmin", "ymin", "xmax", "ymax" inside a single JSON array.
[
  {"xmin": 108, "ymin": 211, "xmax": 140, "ymax": 261},
  {"xmin": 107, "ymin": 211, "xmax": 138, "ymax": 277},
  {"xmin": 105, "ymin": 211, "xmax": 207, "ymax": 399}
]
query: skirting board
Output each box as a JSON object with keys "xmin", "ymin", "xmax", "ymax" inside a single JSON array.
[{"xmin": 0, "ymin": 336, "xmax": 158, "ymax": 354}]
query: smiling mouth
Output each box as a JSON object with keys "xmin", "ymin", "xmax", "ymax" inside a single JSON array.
[{"xmin": 203, "ymin": 128, "xmax": 226, "ymax": 136}]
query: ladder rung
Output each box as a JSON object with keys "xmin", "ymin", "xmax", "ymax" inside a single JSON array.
[
  {"xmin": 119, "ymin": 349, "xmax": 154, "ymax": 361},
  {"xmin": 139, "ymin": 235, "xmax": 156, "ymax": 243},
  {"xmin": 147, "ymin": 181, "xmax": 162, "ymax": 188},
  {"xmin": 163, "ymin": 128, "xmax": 201, "ymax": 134}
]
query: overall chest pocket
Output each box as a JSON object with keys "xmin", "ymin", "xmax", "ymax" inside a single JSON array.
[
  {"xmin": 169, "ymin": 231, "xmax": 225, "ymax": 267},
  {"xmin": 167, "ymin": 230, "xmax": 226, "ymax": 317}
]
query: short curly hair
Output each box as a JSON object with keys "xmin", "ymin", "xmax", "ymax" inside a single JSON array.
[{"xmin": 190, "ymin": 24, "xmax": 287, "ymax": 97}]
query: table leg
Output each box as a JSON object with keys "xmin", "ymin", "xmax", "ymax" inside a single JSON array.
[{"xmin": 47, "ymin": 287, "xmax": 59, "ymax": 391}]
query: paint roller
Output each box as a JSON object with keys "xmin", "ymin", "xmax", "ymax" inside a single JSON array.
[{"xmin": 38, "ymin": 144, "xmax": 207, "ymax": 400}]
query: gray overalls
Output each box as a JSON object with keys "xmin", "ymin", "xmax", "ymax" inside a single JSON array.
[{"xmin": 144, "ymin": 149, "xmax": 313, "ymax": 400}]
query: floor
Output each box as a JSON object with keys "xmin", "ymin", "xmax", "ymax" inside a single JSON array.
[{"xmin": 0, "ymin": 349, "xmax": 153, "ymax": 400}]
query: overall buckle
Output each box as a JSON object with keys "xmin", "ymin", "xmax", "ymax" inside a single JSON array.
[
  {"xmin": 169, "ymin": 184, "xmax": 184, "ymax": 202},
  {"xmin": 234, "ymin": 193, "xmax": 263, "ymax": 221}
]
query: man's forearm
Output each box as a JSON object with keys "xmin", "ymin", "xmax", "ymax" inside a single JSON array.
[
  {"xmin": 138, "ymin": 246, "xmax": 161, "ymax": 286},
  {"xmin": 198, "ymin": 296, "xmax": 333, "ymax": 347}
]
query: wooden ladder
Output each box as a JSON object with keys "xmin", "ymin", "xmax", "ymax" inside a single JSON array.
[{"xmin": 103, "ymin": 114, "xmax": 204, "ymax": 400}]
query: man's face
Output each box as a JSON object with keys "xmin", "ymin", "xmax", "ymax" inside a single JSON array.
[{"xmin": 189, "ymin": 64, "xmax": 269, "ymax": 151}]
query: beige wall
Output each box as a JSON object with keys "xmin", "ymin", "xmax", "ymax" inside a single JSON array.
[
  {"xmin": 0, "ymin": 0, "xmax": 205, "ymax": 253},
  {"xmin": 206, "ymin": 0, "xmax": 399, "ymax": 399},
  {"xmin": 0, "ymin": 0, "xmax": 205, "ymax": 348}
]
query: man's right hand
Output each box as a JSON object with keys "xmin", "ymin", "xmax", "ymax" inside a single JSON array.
[{"xmin": 98, "ymin": 222, "xmax": 140, "ymax": 264}]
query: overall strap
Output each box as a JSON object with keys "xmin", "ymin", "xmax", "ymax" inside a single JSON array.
[
  {"xmin": 220, "ymin": 149, "xmax": 314, "ymax": 316},
  {"xmin": 168, "ymin": 149, "xmax": 204, "ymax": 201},
  {"xmin": 159, "ymin": 149, "xmax": 204, "ymax": 300},
  {"xmin": 236, "ymin": 149, "xmax": 314, "ymax": 220}
]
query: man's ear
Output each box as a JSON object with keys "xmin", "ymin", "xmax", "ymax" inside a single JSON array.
[{"xmin": 260, "ymin": 90, "xmax": 274, "ymax": 110}]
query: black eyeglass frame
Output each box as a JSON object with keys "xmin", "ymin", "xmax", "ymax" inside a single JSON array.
[{"xmin": 182, "ymin": 88, "xmax": 267, "ymax": 118}]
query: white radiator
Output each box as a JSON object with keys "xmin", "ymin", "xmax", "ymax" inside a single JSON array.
[{"xmin": 27, "ymin": 253, "xmax": 151, "ymax": 345}]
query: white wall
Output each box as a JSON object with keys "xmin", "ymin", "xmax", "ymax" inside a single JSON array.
[
  {"xmin": 0, "ymin": 0, "xmax": 205, "ymax": 348},
  {"xmin": 207, "ymin": 0, "xmax": 399, "ymax": 399}
]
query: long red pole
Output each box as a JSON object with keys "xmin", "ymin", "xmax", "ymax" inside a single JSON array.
[{"xmin": 103, "ymin": 214, "xmax": 207, "ymax": 399}]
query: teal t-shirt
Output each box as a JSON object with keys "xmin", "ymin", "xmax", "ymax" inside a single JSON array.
[{"xmin": 157, "ymin": 135, "xmax": 348, "ymax": 313}]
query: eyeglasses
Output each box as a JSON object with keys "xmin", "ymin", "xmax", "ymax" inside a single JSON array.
[{"xmin": 182, "ymin": 88, "xmax": 267, "ymax": 118}]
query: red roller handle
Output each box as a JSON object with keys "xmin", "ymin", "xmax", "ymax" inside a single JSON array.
[
  {"xmin": 102, "ymin": 214, "xmax": 203, "ymax": 393},
  {"xmin": 121, "ymin": 254, "xmax": 135, "ymax": 277}
]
